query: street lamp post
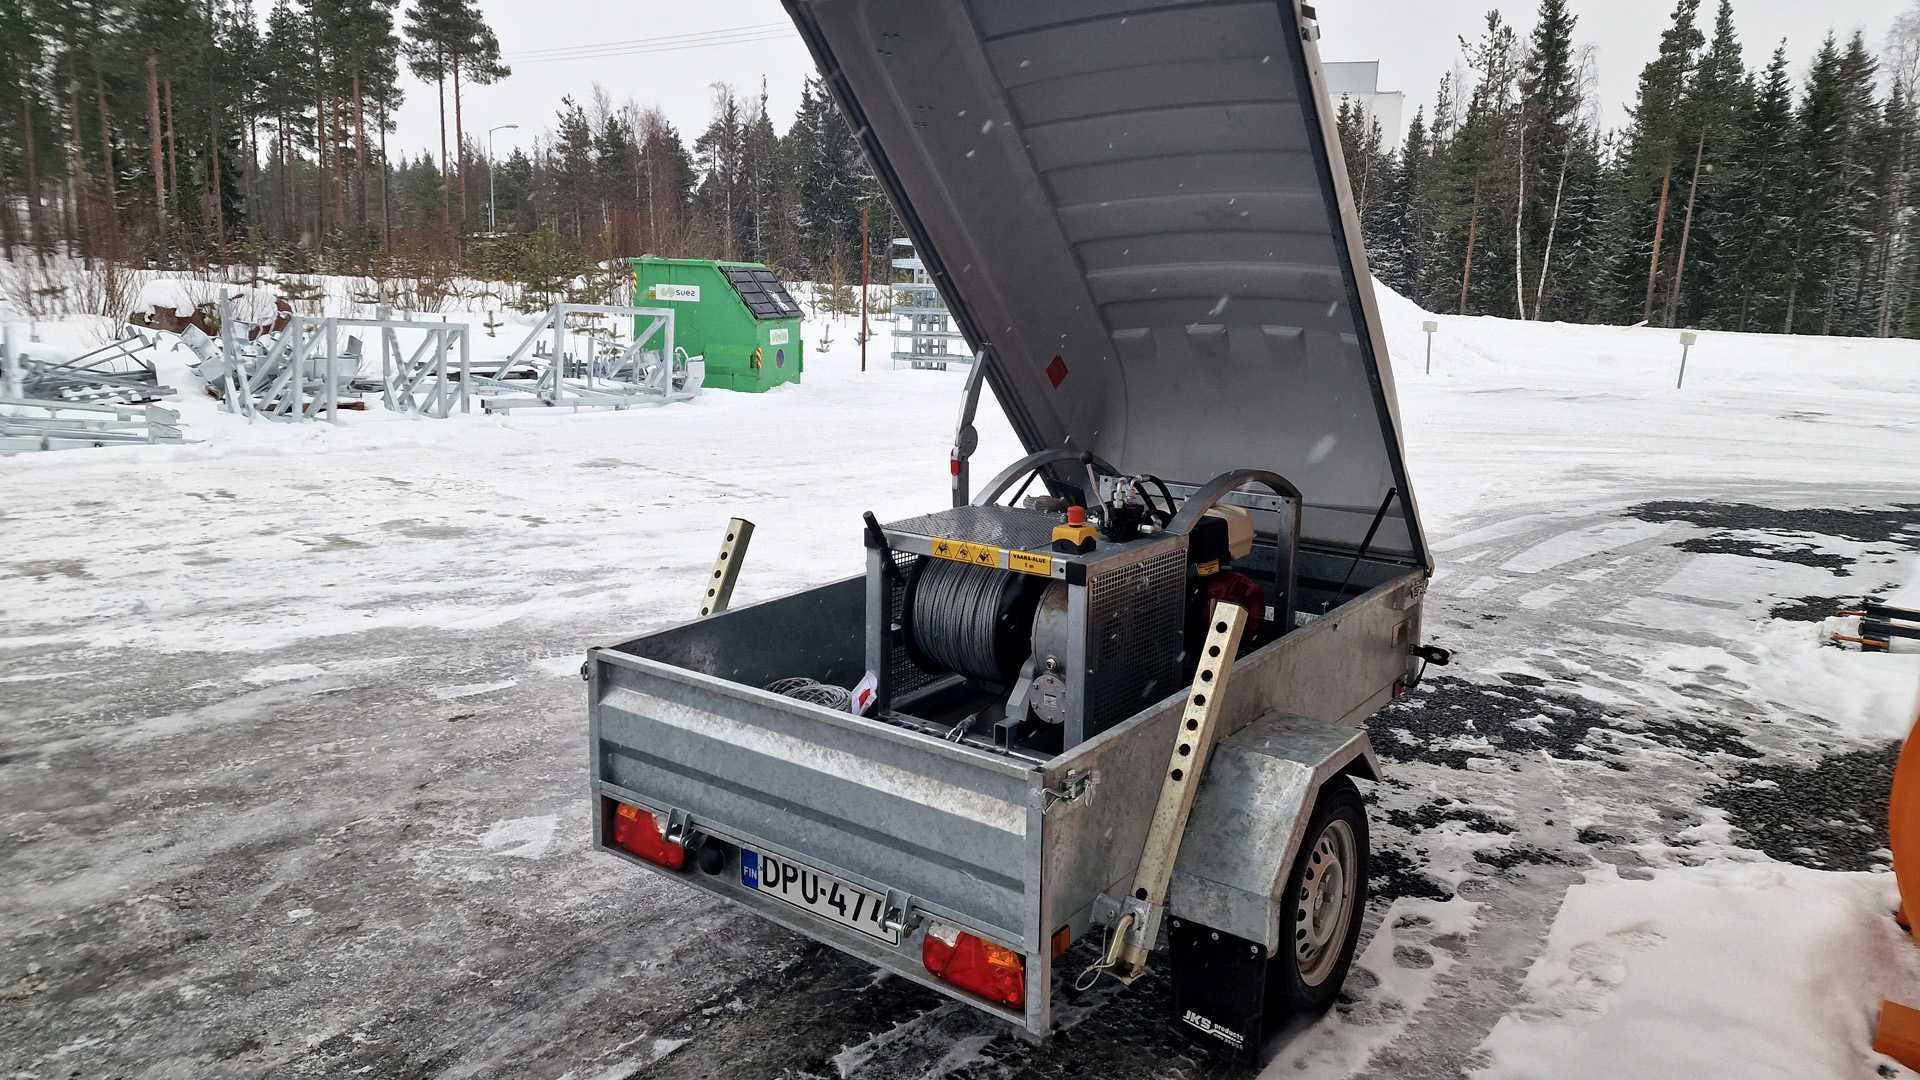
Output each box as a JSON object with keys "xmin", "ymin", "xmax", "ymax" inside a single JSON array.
[{"xmin": 488, "ymin": 123, "xmax": 519, "ymax": 233}]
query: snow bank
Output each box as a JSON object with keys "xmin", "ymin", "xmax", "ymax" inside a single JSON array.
[
  {"xmin": 1476, "ymin": 862, "xmax": 1920, "ymax": 1080},
  {"xmin": 1373, "ymin": 277, "xmax": 1920, "ymax": 400},
  {"xmin": 132, "ymin": 278, "xmax": 203, "ymax": 317}
]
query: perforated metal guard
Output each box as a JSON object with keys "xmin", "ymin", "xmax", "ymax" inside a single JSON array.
[
  {"xmin": 887, "ymin": 550, "xmax": 939, "ymax": 697},
  {"xmin": 1085, "ymin": 545, "xmax": 1188, "ymax": 734},
  {"xmin": 885, "ymin": 505, "xmax": 1060, "ymax": 552}
]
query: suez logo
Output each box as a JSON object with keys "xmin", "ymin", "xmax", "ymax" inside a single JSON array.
[
  {"xmin": 650, "ymin": 284, "xmax": 700, "ymax": 302},
  {"xmin": 1181, "ymin": 1010, "xmax": 1246, "ymax": 1049}
]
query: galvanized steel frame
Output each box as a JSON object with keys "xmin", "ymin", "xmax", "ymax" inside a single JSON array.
[{"xmin": 587, "ymin": 563, "xmax": 1420, "ymax": 1037}]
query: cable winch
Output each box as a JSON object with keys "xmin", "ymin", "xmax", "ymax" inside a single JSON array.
[{"xmin": 865, "ymin": 456, "xmax": 1299, "ymax": 754}]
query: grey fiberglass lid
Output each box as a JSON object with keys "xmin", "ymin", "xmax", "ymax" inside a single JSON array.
[{"xmin": 786, "ymin": 0, "xmax": 1428, "ymax": 568}]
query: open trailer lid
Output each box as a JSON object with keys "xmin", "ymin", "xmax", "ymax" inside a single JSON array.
[{"xmin": 785, "ymin": 0, "xmax": 1428, "ymax": 569}]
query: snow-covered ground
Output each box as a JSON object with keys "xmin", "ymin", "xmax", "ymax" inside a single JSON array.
[{"xmin": 2, "ymin": 276, "xmax": 1918, "ymax": 1079}]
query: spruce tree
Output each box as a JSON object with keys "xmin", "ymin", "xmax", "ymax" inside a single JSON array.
[
  {"xmin": 1621, "ymin": 0, "xmax": 1704, "ymax": 322},
  {"xmin": 1387, "ymin": 107, "xmax": 1431, "ymax": 299},
  {"xmin": 1715, "ymin": 44, "xmax": 1796, "ymax": 330},
  {"xmin": 1517, "ymin": 0, "xmax": 1580, "ymax": 319},
  {"xmin": 692, "ymin": 84, "xmax": 745, "ymax": 261},
  {"xmin": 1663, "ymin": 0, "xmax": 1745, "ymax": 328},
  {"xmin": 1786, "ymin": 34, "xmax": 1848, "ymax": 333}
]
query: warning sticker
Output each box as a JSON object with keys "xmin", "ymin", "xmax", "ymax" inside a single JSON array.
[
  {"xmin": 1006, "ymin": 550, "xmax": 1055, "ymax": 577},
  {"xmin": 929, "ymin": 538, "xmax": 1004, "ymax": 569}
]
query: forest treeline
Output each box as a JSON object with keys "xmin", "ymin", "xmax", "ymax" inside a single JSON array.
[
  {"xmin": 0, "ymin": 0, "xmax": 898, "ymax": 288},
  {"xmin": 3, "ymin": 0, "xmax": 1917, "ymax": 339},
  {"xmin": 1342, "ymin": 0, "xmax": 1920, "ymax": 337}
]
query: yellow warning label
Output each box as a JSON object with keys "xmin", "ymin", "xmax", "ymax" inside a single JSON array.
[
  {"xmin": 1007, "ymin": 550, "xmax": 1055, "ymax": 577},
  {"xmin": 929, "ymin": 538, "xmax": 1004, "ymax": 569}
]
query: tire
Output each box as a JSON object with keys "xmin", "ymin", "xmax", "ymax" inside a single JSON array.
[{"xmin": 1269, "ymin": 774, "xmax": 1369, "ymax": 1017}]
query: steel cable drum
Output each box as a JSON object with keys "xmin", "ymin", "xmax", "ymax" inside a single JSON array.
[{"xmin": 903, "ymin": 558, "xmax": 1047, "ymax": 684}]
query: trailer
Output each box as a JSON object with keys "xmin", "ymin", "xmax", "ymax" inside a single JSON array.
[{"xmin": 586, "ymin": 0, "xmax": 1445, "ymax": 1061}]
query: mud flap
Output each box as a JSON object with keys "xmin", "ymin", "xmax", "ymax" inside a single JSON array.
[{"xmin": 1169, "ymin": 918, "xmax": 1266, "ymax": 1064}]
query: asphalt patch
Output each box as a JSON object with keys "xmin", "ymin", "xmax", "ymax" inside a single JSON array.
[
  {"xmin": 1706, "ymin": 741, "xmax": 1900, "ymax": 872},
  {"xmin": 1369, "ymin": 676, "xmax": 1760, "ymax": 772},
  {"xmin": 1386, "ymin": 800, "xmax": 1514, "ymax": 836},
  {"xmin": 1473, "ymin": 844, "xmax": 1584, "ymax": 871},
  {"xmin": 1669, "ymin": 536, "xmax": 1852, "ymax": 570},
  {"xmin": 1370, "ymin": 848, "xmax": 1454, "ymax": 902},
  {"xmin": 1624, "ymin": 500, "xmax": 1920, "ymax": 547},
  {"xmin": 1768, "ymin": 594, "xmax": 1867, "ymax": 623}
]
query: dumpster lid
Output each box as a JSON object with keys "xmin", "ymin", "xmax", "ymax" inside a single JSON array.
[
  {"xmin": 722, "ymin": 265, "xmax": 804, "ymax": 321},
  {"xmin": 786, "ymin": 0, "xmax": 1427, "ymax": 567}
]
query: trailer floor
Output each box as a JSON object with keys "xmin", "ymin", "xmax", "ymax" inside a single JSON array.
[{"xmin": 4, "ymin": 300, "xmax": 1920, "ymax": 1079}]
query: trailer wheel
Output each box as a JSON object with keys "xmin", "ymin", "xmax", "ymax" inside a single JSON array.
[{"xmin": 1271, "ymin": 775, "xmax": 1368, "ymax": 1015}]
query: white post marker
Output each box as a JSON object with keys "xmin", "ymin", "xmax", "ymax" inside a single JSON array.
[
  {"xmin": 1677, "ymin": 329, "xmax": 1698, "ymax": 389},
  {"xmin": 1421, "ymin": 319, "xmax": 1438, "ymax": 374},
  {"xmin": 2, "ymin": 322, "xmax": 20, "ymax": 402}
]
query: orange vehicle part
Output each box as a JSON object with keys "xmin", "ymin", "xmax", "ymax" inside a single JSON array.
[
  {"xmin": 1891, "ymin": 706, "xmax": 1920, "ymax": 936},
  {"xmin": 1874, "ymin": 703, "xmax": 1920, "ymax": 1071}
]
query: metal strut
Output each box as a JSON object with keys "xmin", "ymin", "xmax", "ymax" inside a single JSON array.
[{"xmin": 1088, "ymin": 602, "xmax": 1251, "ymax": 985}]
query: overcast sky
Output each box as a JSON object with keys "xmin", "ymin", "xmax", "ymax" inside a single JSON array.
[{"xmin": 381, "ymin": 0, "xmax": 1913, "ymax": 165}]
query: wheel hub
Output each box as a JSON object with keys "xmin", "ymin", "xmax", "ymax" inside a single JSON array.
[{"xmin": 1294, "ymin": 817, "xmax": 1356, "ymax": 986}]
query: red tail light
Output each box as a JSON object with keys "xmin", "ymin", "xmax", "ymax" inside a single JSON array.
[
  {"xmin": 922, "ymin": 922, "xmax": 1025, "ymax": 1008},
  {"xmin": 610, "ymin": 802, "xmax": 685, "ymax": 870}
]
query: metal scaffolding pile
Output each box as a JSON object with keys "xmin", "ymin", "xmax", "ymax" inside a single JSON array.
[
  {"xmin": 4, "ymin": 324, "xmax": 178, "ymax": 404},
  {"xmin": 470, "ymin": 303, "xmax": 704, "ymax": 412},
  {"xmin": 890, "ymin": 238, "xmax": 969, "ymax": 371},
  {"xmin": 200, "ymin": 300, "xmax": 478, "ymax": 422},
  {"xmin": 0, "ymin": 396, "xmax": 183, "ymax": 453}
]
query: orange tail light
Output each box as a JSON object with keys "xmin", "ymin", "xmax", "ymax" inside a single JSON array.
[
  {"xmin": 922, "ymin": 922, "xmax": 1025, "ymax": 1008},
  {"xmin": 610, "ymin": 801, "xmax": 685, "ymax": 870}
]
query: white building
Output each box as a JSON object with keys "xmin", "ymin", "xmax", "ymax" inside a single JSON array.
[{"xmin": 1323, "ymin": 61, "xmax": 1406, "ymax": 153}]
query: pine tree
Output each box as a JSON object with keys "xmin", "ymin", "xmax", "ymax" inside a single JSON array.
[
  {"xmin": 1716, "ymin": 44, "xmax": 1797, "ymax": 330},
  {"xmin": 1517, "ymin": 0, "xmax": 1581, "ymax": 319},
  {"xmin": 402, "ymin": 0, "xmax": 462, "ymax": 248},
  {"xmin": 741, "ymin": 78, "xmax": 785, "ymax": 267},
  {"xmin": 692, "ymin": 83, "xmax": 745, "ymax": 261},
  {"xmin": 1413, "ymin": 74, "xmax": 1458, "ymax": 310},
  {"xmin": 1622, "ymin": 0, "xmax": 1704, "ymax": 322},
  {"xmin": 1448, "ymin": 12, "xmax": 1521, "ymax": 317},
  {"xmin": 1662, "ymin": 0, "xmax": 1745, "ymax": 328},
  {"xmin": 1826, "ymin": 32, "xmax": 1881, "ymax": 335},
  {"xmin": 1786, "ymin": 34, "xmax": 1850, "ymax": 334},
  {"xmin": 1385, "ymin": 107, "xmax": 1431, "ymax": 299},
  {"xmin": 442, "ymin": 0, "xmax": 505, "ymax": 235},
  {"xmin": 791, "ymin": 74, "xmax": 864, "ymax": 275},
  {"xmin": 548, "ymin": 94, "xmax": 594, "ymax": 242},
  {"xmin": 327, "ymin": 0, "xmax": 400, "ymax": 245}
]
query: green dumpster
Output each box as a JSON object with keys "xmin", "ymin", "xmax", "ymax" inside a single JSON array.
[{"xmin": 629, "ymin": 257, "xmax": 805, "ymax": 393}]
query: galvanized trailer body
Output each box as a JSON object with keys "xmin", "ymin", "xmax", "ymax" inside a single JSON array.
[
  {"xmin": 590, "ymin": 552, "xmax": 1416, "ymax": 1036},
  {"xmin": 588, "ymin": 0, "xmax": 1435, "ymax": 1046}
]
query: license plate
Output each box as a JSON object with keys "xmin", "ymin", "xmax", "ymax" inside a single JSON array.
[{"xmin": 740, "ymin": 849, "xmax": 899, "ymax": 944}]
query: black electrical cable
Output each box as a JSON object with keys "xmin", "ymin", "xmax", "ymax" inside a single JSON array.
[{"xmin": 1139, "ymin": 474, "xmax": 1178, "ymax": 526}]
